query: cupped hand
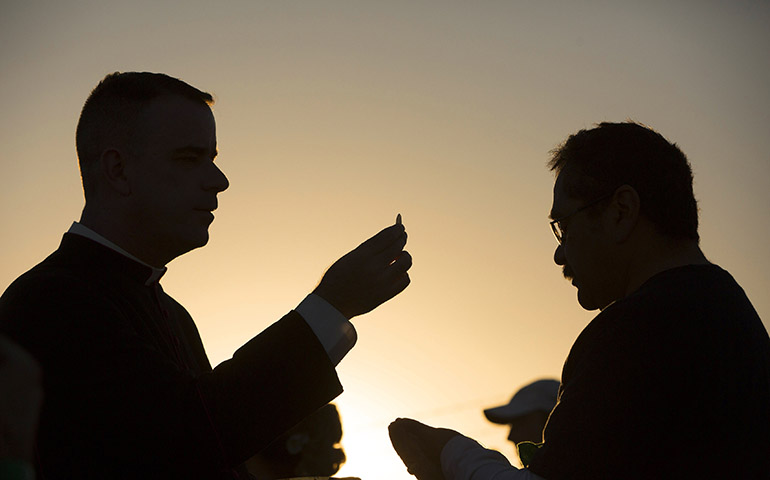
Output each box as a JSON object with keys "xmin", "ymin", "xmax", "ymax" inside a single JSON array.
[{"xmin": 388, "ymin": 418, "xmax": 460, "ymax": 480}]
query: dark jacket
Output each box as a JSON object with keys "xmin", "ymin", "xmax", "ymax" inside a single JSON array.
[
  {"xmin": 529, "ymin": 264, "xmax": 770, "ymax": 479},
  {"xmin": 0, "ymin": 233, "xmax": 343, "ymax": 479}
]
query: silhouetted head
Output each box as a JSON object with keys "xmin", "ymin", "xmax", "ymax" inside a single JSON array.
[
  {"xmin": 247, "ymin": 403, "xmax": 346, "ymax": 480},
  {"xmin": 76, "ymin": 72, "xmax": 229, "ymax": 266},
  {"xmin": 505, "ymin": 410, "xmax": 550, "ymax": 445},
  {"xmin": 484, "ymin": 379, "xmax": 559, "ymax": 446},
  {"xmin": 548, "ymin": 122, "xmax": 700, "ymax": 310}
]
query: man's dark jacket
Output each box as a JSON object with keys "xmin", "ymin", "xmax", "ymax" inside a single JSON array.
[
  {"xmin": 528, "ymin": 264, "xmax": 770, "ymax": 479},
  {"xmin": 0, "ymin": 233, "xmax": 343, "ymax": 479}
]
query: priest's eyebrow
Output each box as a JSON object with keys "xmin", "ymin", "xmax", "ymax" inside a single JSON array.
[{"xmin": 173, "ymin": 146, "xmax": 218, "ymax": 159}]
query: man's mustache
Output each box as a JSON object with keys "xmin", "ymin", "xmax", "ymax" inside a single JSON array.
[{"xmin": 563, "ymin": 265, "xmax": 574, "ymax": 281}]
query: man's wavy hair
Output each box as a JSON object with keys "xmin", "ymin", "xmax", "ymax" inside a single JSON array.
[
  {"xmin": 75, "ymin": 72, "xmax": 213, "ymax": 201},
  {"xmin": 548, "ymin": 121, "xmax": 699, "ymax": 242}
]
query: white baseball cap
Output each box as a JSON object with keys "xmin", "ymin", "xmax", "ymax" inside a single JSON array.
[{"xmin": 483, "ymin": 379, "xmax": 560, "ymax": 424}]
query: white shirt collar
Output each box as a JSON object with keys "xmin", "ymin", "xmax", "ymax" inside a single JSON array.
[{"xmin": 67, "ymin": 222, "xmax": 167, "ymax": 285}]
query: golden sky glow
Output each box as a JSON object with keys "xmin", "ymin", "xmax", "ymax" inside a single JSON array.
[{"xmin": 2, "ymin": 2, "xmax": 769, "ymax": 478}]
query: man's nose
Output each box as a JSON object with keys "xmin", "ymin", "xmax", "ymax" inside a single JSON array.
[
  {"xmin": 554, "ymin": 243, "xmax": 566, "ymax": 266},
  {"xmin": 204, "ymin": 163, "xmax": 230, "ymax": 193}
]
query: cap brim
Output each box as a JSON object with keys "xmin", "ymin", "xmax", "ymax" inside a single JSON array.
[{"xmin": 484, "ymin": 405, "xmax": 522, "ymax": 424}]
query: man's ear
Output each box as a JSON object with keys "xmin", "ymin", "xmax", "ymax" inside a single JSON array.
[
  {"xmin": 100, "ymin": 149, "xmax": 131, "ymax": 196},
  {"xmin": 609, "ymin": 184, "xmax": 640, "ymax": 243}
]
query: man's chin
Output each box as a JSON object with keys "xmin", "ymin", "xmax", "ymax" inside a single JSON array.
[
  {"xmin": 576, "ymin": 288, "xmax": 602, "ymax": 311},
  {"xmin": 175, "ymin": 231, "xmax": 210, "ymax": 256},
  {"xmin": 191, "ymin": 232, "xmax": 210, "ymax": 249}
]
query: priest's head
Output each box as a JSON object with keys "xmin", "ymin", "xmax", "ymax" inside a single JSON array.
[{"xmin": 76, "ymin": 72, "xmax": 229, "ymax": 267}]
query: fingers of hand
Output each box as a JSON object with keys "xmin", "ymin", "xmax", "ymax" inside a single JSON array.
[
  {"xmin": 351, "ymin": 247, "xmax": 410, "ymax": 291},
  {"xmin": 377, "ymin": 273, "xmax": 411, "ymax": 308},
  {"xmin": 389, "ymin": 420, "xmax": 445, "ymax": 480},
  {"xmin": 388, "ymin": 418, "xmax": 411, "ymax": 447},
  {"xmin": 356, "ymin": 236, "xmax": 410, "ymax": 293},
  {"xmin": 387, "ymin": 250, "xmax": 412, "ymax": 276},
  {"xmin": 375, "ymin": 231, "xmax": 408, "ymax": 266},
  {"xmin": 389, "ymin": 418, "xmax": 433, "ymax": 446},
  {"xmin": 389, "ymin": 425, "xmax": 428, "ymax": 473},
  {"xmin": 393, "ymin": 417, "xmax": 432, "ymax": 433},
  {"xmin": 320, "ymin": 225, "xmax": 410, "ymax": 317},
  {"xmin": 361, "ymin": 224, "xmax": 406, "ymax": 255}
]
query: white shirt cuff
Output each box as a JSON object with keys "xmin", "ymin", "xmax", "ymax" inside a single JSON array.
[
  {"xmin": 295, "ymin": 293, "xmax": 357, "ymax": 366},
  {"xmin": 441, "ymin": 435, "xmax": 544, "ymax": 480}
]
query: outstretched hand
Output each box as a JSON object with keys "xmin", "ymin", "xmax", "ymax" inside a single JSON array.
[
  {"xmin": 313, "ymin": 215, "xmax": 412, "ymax": 319},
  {"xmin": 388, "ymin": 418, "xmax": 460, "ymax": 480}
]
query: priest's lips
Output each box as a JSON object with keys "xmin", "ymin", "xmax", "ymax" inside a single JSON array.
[{"xmin": 194, "ymin": 208, "xmax": 216, "ymax": 223}]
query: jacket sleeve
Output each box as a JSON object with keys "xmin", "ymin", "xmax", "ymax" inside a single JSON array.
[
  {"xmin": 442, "ymin": 436, "xmax": 546, "ymax": 480},
  {"xmin": 0, "ymin": 273, "xmax": 343, "ymax": 476}
]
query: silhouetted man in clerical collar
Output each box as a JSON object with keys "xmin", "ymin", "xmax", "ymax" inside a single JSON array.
[
  {"xmin": 0, "ymin": 71, "xmax": 412, "ymax": 479},
  {"xmin": 390, "ymin": 122, "xmax": 770, "ymax": 480}
]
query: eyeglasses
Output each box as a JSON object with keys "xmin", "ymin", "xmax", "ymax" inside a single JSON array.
[{"xmin": 550, "ymin": 192, "xmax": 613, "ymax": 244}]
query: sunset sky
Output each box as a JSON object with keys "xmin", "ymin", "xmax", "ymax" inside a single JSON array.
[{"xmin": 2, "ymin": 1, "xmax": 769, "ymax": 478}]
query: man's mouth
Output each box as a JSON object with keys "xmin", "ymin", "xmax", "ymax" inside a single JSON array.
[
  {"xmin": 563, "ymin": 266, "xmax": 574, "ymax": 282},
  {"xmin": 194, "ymin": 209, "xmax": 215, "ymax": 223}
]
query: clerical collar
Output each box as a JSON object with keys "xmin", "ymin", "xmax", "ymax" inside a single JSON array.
[{"xmin": 67, "ymin": 222, "xmax": 167, "ymax": 285}]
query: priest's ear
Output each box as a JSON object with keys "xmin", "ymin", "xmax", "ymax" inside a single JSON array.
[{"xmin": 99, "ymin": 148, "xmax": 132, "ymax": 196}]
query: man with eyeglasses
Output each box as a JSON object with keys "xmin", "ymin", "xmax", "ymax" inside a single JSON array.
[{"xmin": 389, "ymin": 122, "xmax": 770, "ymax": 480}]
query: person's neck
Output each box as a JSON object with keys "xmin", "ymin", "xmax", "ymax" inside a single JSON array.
[
  {"xmin": 79, "ymin": 207, "xmax": 168, "ymax": 269},
  {"xmin": 623, "ymin": 237, "xmax": 708, "ymax": 297}
]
